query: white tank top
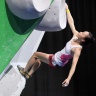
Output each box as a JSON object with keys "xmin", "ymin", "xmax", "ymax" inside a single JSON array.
[{"xmin": 52, "ymin": 36, "xmax": 82, "ymax": 67}]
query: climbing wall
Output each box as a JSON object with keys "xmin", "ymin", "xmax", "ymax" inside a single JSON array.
[{"xmin": 0, "ymin": 0, "xmax": 67, "ymax": 95}]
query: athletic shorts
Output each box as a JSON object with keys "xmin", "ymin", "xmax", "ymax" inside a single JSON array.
[
  {"xmin": 49, "ymin": 54, "xmax": 70, "ymax": 67},
  {"xmin": 49, "ymin": 54, "xmax": 56, "ymax": 68}
]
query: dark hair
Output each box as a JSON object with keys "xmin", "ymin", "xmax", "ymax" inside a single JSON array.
[{"xmin": 81, "ymin": 32, "xmax": 96, "ymax": 46}]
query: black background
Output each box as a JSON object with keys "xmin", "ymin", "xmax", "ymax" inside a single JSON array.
[{"xmin": 21, "ymin": 0, "xmax": 96, "ymax": 96}]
